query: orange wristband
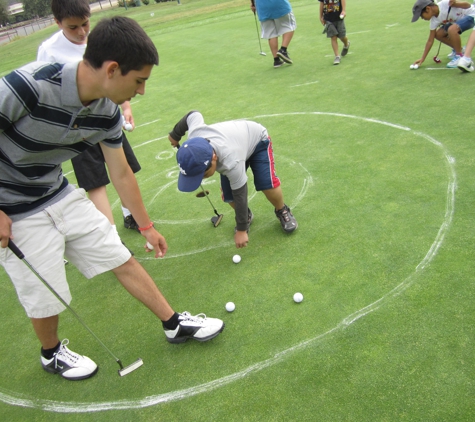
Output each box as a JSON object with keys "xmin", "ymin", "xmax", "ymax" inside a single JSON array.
[{"xmin": 138, "ymin": 222, "xmax": 154, "ymax": 232}]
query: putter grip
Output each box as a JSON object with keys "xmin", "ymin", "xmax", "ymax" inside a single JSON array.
[{"xmin": 7, "ymin": 240, "xmax": 25, "ymax": 260}]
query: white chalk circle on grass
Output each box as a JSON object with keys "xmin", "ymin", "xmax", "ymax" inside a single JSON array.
[{"xmin": 0, "ymin": 113, "xmax": 456, "ymax": 412}]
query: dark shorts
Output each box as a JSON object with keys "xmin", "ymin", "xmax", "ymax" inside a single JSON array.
[
  {"xmin": 221, "ymin": 137, "xmax": 281, "ymax": 202},
  {"xmin": 71, "ymin": 132, "xmax": 141, "ymax": 191},
  {"xmin": 325, "ymin": 20, "xmax": 346, "ymax": 38}
]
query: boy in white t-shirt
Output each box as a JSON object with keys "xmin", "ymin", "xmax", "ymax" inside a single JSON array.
[
  {"xmin": 411, "ymin": 0, "xmax": 475, "ymax": 68},
  {"xmin": 37, "ymin": 0, "xmax": 143, "ymax": 240}
]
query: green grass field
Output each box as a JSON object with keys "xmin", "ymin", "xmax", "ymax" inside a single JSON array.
[{"xmin": 1, "ymin": 0, "xmax": 475, "ymax": 420}]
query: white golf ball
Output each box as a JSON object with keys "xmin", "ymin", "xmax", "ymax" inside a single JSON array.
[
  {"xmin": 225, "ymin": 302, "xmax": 235, "ymax": 312},
  {"xmin": 293, "ymin": 292, "xmax": 304, "ymax": 303},
  {"xmin": 146, "ymin": 242, "xmax": 154, "ymax": 250},
  {"xmin": 340, "ymin": 14, "xmax": 344, "ymax": 19},
  {"xmin": 124, "ymin": 123, "xmax": 133, "ymax": 131},
  {"xmin": 410, "ymin": 64, "xmax": 414, "ymax": 69},
  {"xmin": 233, "ymin": 254, "xmax": 241, "ymax": 264},
  {"xmin": 414, "ymin": 64, "xmax": 419, "ymax": 69}
]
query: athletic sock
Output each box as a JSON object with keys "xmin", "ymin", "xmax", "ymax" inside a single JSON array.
[
  {"xmin": 280, "ymin": 46, "xmax": 287, "ymax": 52},
  {"xmin": 41, "ymin": 342, "xmax": 61, "ymax": 359},
  {"xmin": 162, "ymin": 312, "xmax": 180, "ymax": 330},
  {"xmin": 121, "ymin": 206, "xmax": 131, "ymax": 218}
]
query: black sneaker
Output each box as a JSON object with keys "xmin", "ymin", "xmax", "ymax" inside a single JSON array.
[
  {"xmin": 275, "ymin": 204, "xmax": 298, "ymax": 233},
  {"xmin": 41, "ymin": 339, "xmax": 98, "ymax": 381},
  {"xmin": 234, "ymin": 208, "xmax": 254, "ymax": 233},
  {"xmin": 277, "ymin": 49, "xmax": 293, "ymax": 64},
  {"xmin": 164, "ymin": 312, "xmax": 225, "ymax": 344},
  {"xmin": 274, "ymin": 58, "xmax": 284, "ymax": 68},
  {"xmin": 124, "ymin": 214, "xmax": 140, "ymax": 232}
]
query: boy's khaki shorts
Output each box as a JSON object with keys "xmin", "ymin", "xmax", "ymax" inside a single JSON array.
[
  {"xmin": 0, "ymin": 189, "xmax": 131, "ymax": 318},
  {"xmin": 261, "ymin": 12, "xmax": 297, "ymax": 39}
]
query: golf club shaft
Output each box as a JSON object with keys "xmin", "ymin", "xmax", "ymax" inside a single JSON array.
[
  {"xmin": 200, "ymin": 184, "xmax": 220, "ymax": 217},
  {"xmin": 7, "ymin": 240, "xmax": 124, "ymax": 369},
  {"xmin": 253, "ymin": 11, "xmax": 264, "ymax": 54}
]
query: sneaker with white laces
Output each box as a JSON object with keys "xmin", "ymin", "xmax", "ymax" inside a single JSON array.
[
  {"xmin": 164, "ymin": 312, "xmax": 225, "ymax": 344},
  {"xmin": 447, "ymin": 56, "xmax": 462, "ymax": 68},
  {"xmin": 457, "ymin": 56, "xmax": 474, "ymax": 73},
  {"xmin": 277, "ymin": 48, "xmax": 293, "ymax": 64},
  {"xmin": 41, "ymin": 339, "xmax": 98, "ymax": 380},
  {"xmin": 275, "ymin": 204, "xmax": 298, "ymax": 233}
]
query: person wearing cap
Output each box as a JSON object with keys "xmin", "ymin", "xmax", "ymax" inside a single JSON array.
[
  {"xmin": 411, "ymin": 0, "xmax": 475, "ymax": 68},
  {"xmin": 168, "ymin": 111, "xmax": 298, "ymax": 249}
]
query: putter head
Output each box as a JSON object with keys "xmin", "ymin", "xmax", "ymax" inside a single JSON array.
[
  {"xmin": 433, "ymin": 56, "xmax": 441, "ymax": 63},
  {"xmin": 259, "ymin": 52, "xmax": 267, "ymax": 56},
  {"xmin": 118, "ymin": 358, "xmax": 143, "ymax": 377},
  {"xmin": 211, "ymin": 214, "xmax": 223, "ymax": 227}
]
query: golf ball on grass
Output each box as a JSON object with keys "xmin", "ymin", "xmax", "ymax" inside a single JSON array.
[
  {"xmin": 225, "ymin": 302, "xmax": 235, "ymax": 312},
  {"xmin": 293, "ymin": 292, "xmax": 304, "ymax": 303},
  {"xmin": 233, "ymin": 254, "xmax": 241, "ymax": 264}
]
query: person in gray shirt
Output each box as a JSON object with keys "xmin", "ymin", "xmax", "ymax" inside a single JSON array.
[{"xmin": 169, "ymin": 111, "xmax": 298, "ymax": 249}]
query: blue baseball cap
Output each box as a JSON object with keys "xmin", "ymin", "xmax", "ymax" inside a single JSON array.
[{"xmin": 177, "ymin": 137, "xmax": 213, "ymax": 192}]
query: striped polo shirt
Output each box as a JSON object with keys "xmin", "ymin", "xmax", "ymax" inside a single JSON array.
[{"xmin": 0, "ymin": 61, "xmax": 122, "ymax": 222}]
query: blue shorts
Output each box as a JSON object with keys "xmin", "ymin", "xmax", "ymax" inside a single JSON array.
[
  {"xmin": 441, "ymin": 16, "xmax": 474, "ymax": 34},
  {"xmin": 221, "ymin": 137, "xmax": 281, "ymax": 202}
]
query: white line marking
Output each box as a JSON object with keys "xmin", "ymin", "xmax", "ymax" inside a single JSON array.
[
  {"xmin": 291, "ymin": 81, "xmax": 319, "ymax": 87},
  {"xmin": 0, "ymin": 113, "xmax": 455, "ymax": 413},
  {"xmin": 426, "ymin": 67, "xmax": 456, "ymax": 70},
  {"xmin": 135, "ymin": 119, "xmax": 160, "ymax": 128}
]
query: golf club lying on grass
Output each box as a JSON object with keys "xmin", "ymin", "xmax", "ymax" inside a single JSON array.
[
  {"xmin": 253, "ymin": 11, "xmax": 266, "ymax": 56},
  {"xmin": 8, "ymin": 240, "xmax": 143, "ymax": 377},
  {"xmin": 176, "ymin": 143, "xmax": 224, "ymax": 227}
]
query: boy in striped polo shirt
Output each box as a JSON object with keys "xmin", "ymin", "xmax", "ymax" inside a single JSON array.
[{"xmin": 0, "ymin": 17, "xmax": 224, "ymax": 381}]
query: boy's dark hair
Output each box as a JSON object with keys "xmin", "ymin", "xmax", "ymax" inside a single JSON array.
[
  {"xmin": 51, "ymin": 0, "xmax": 91, "ymax": 22},
  {"xmin": 84, "ymin": 16, "xmax": 159, "ymax": 75}
]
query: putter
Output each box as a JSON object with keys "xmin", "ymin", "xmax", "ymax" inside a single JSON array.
[
  {"xmin": 253, "ymin": 12, "xmax": 266, "ymax": 56},
  {"xmin": 175, "ymin": 143, "xmax": 224, "ymax": 227},
  {"xmin": 8, "ymin": 240, "xmax": 143, "ymax": 377},
  {"xmin": 434, "ymin": 6, "xmax": 452, "ymax": 64},
  {"xmin": 200, "ymin": 184, "xmax": 224, "ymax": 227}
]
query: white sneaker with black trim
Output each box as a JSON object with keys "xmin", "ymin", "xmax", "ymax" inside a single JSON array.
[
  {"xmin": 457, "ymin": 56, "xmax": 474, "ymax": 73},
  {"xmin": 41, "ymin": 339, "xmax": 98, "ymax": 380},
  {"xmin": 164, "ymin": 312, "xmax": 225, "ymax": 344}
]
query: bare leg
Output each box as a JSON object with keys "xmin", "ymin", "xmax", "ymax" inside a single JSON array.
[
  {"xmin": 268, "ymin": 37, "xmax": 279, "ymax": 58},
  {"xmin": 262, "ymin": 186, "xmax": 285, "ymax": 210},
  {"xmin": 331, "ymin": 36, "xmax": 339, "ymax": 56},
  {"xmin": 31, "ymin": 315, "xmax": 60, "ymax": 349},
  {"xmin": 281, "ymin": 31, "xmax": 294, "ymax": 48},
  {"xmin": 436, "ymin": 27, "xmax": 462, "ymax": 53},
  {"xmin": 87, "ymin": 186, "xmax": 115, "ymax": 225},
  {"xmin": 464, "ymin": 30, "xmax": 475, "ymax": 58},
  {"xmin": 340, "ymin": 35, "xmax": 349, "ymax": 48},
  {"xmin": 111, "ymin": 258, "xmax": 174, "ymax": 321}
]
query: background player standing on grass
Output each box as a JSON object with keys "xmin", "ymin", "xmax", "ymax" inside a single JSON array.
[
  {"xmin": 37, "ymin": 0, "xmax": 143, "ymax": 236},
  {"xmin": 0, "ymin": 17, "xmax": 224, "ymax": 382},
  {"xmin": 411, "ymin": 0, "xmax": 475, "ymax": 68},
  {"xmin": 168, "ymin": 111, "xmax": 298, "ymax": 249},
  {"xmin": 250, "ymin": 0, "xmax": 297, "ymax": 68},
  {"xmin": 319, "ymin": 0, "xmax": 350, "ymax": 66}
]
